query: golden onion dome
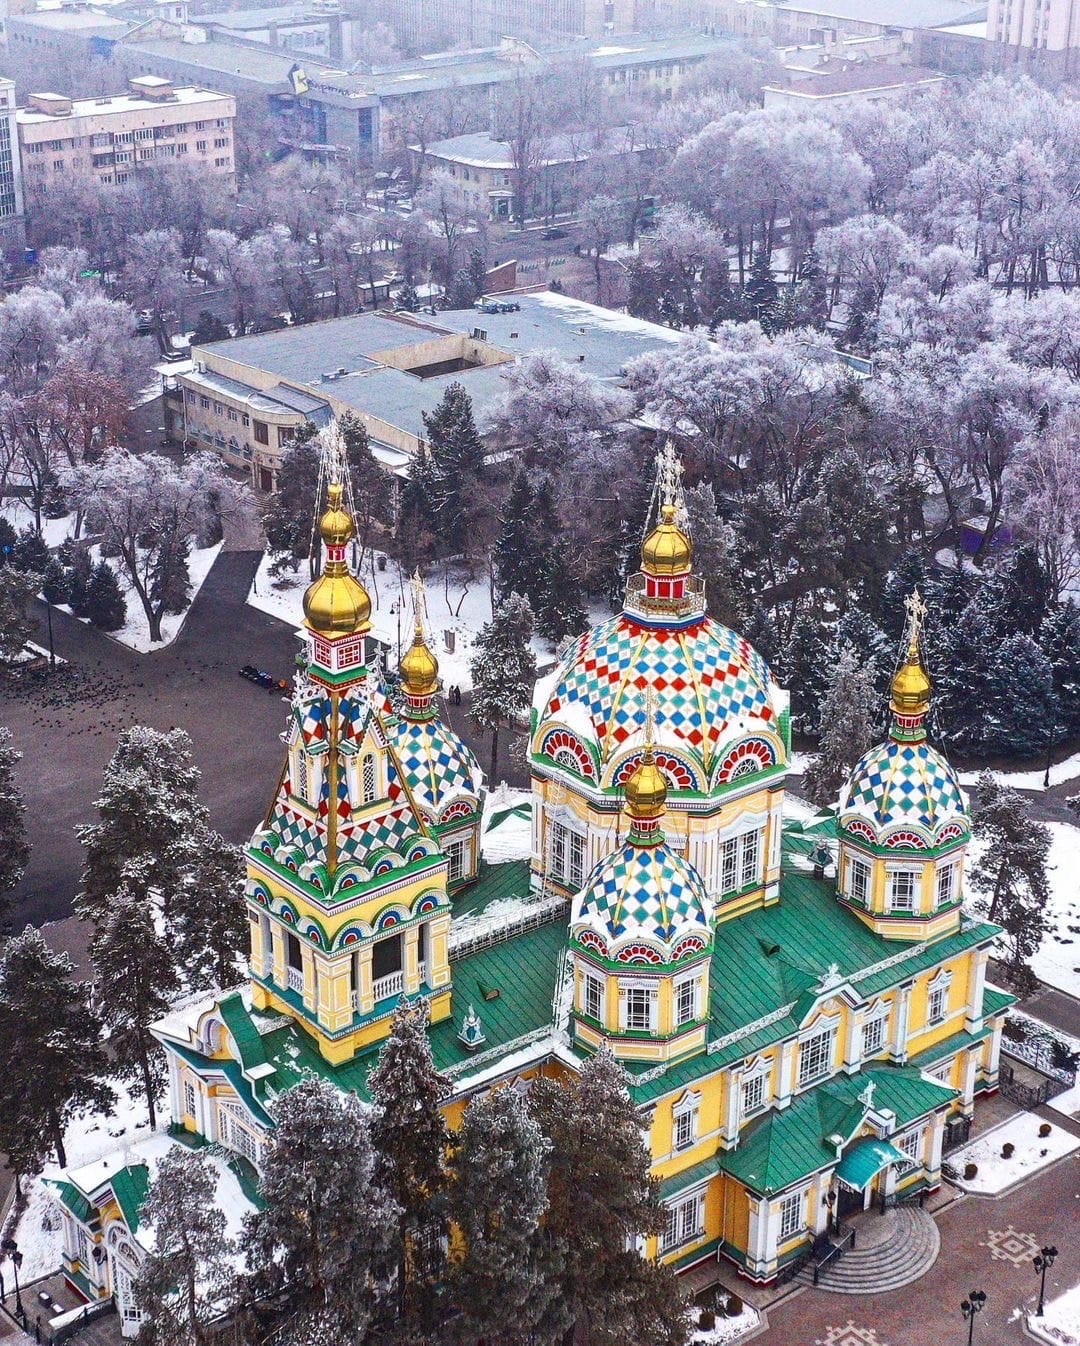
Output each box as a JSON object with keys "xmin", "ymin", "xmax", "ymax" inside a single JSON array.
[
  {"xmin": 890, "ymin": 658, "xmax": 932, "ymax": 716},
  {"xmin": 625, "ymin": 749, "xmax": 668, "ymax": 820},
  {"xmin": 641, "ymin": 503, "xmax": 692, "ymax": 577},
  {"xmin": 302, "ymin": 482, "xmax": 372, "ymax": 635},
  {"xmin": 400, "ymin": 632, "xmax": 439, "ymax": 698}
]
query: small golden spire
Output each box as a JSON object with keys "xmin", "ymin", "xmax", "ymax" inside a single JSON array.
[
  {"xmin": 890, "ymin": 588, "xmax": 931, "ymax": 719},
  {"xmin": 302, "ymin": 430, "xmax": 372, "ymax": 636},
  {"xmin": 399, "ymin": 570, "xmax": 439, "ymax": 698},
  {"xmin": 641, "ymin": 442, "xmax": 692, "ymax": 577},
  {"xmin": 625, "ymin": 690, "xmax": 668, "ymax": 821}
]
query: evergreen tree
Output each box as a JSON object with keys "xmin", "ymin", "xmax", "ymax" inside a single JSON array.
[
  {"xmin": 66, "ymin": 548, "xmax": 93, "ymax": 616},
  {"xmin": 533, "ymin": 546, "xmax": 587, "ymax": 648},
  {"xmin": 743, "ymin": 251, "xmax": 778, "ymax": 328},
  {"xmin": 994, "ymin": 544, "xmax": 1052, "ymax": 637},
  {"xmin": 0, "ymin": 567, "xmax": 37, "ymax": 663},
  {"xmin": 699, "ymin": 253, "xmax": 738, "ymax": 329},
  {"xmin": 263, "ymin": 428, "xmax": 322, "ymax": 578},
  {"xmin": 244, "ymin": 1076, "xmax": 397, "ymax": 1338},
  {"xmin": 368, "ymin": 1000, "xmax": 450, "ymax": 1330},
  {"xmin": 844, "ymin": 280, "xmax": 877, "ymax": 350},
  {"xmin": 172, "ymin": 828, "xmax": 247, "ymax": 990},
  {"xmin": 395, "ymin": 446, "xmax": 441, "ymax": 574},
  {"xmin": 397, "ymin": 282, "xmax": 420, "ymax": 313},
  {"xmin": 0, "ymin": 516, "xmax": 15, "ymax": 558},
  {"xmin": 743, "ymin": 603, "xmax": 781, "ymax": 670},
  {"xmin": 785, "ymin": 609, "xmax": 829, "ymax": 736},
  {"xmin": 492, "ymin": 468, "xmax": 538, "ymax": 604},
  {"xmin": 448, "ymin": 1086, "xmax": 553, "ymax": 1346},
  {"xmin": 792, "ymin": 246, "xmax": 829, "ymax": 330},
  {"xmin": 85, "ymin": 559, "xmax": 128, "ymax": 631},
  {"xmin": 469, "ymin": 593, "xmax": 537, "ymax": 780},
  {"xmin": 149, "ymin": 534, "xmax": 191, "ymax": 617},
  {"xmin": 1040, "ymin": 601, "xmax": 1080, "ymax": 734},
  {"xmin": 89, "ymin": 864, "xmax": 181, "ymax": 1129},
  {"xmin": 41, "ymin": 554, "xmax": 69, "ymax": 606},
  {"xmin": 0, "ymin": 926, "xmax": 113, "ymax": 1168},
  {"xmin": 11, "ymin": 526, "xmax": 48, "ymax": 574},
  {"xmin": 448, "ymin": 249, "xmax": 488, "ymax": 308},
  {"xmin": 423, "ymin": 382, "xmax": 486, "ymax": 555},
  {"xmin": 683, "ymin": 482, "xmax": 744, "ymax": 627},
  {"xmin": 76, "ymin": 726, "xmax": 208, "ymax": 927},
  {"xmin": 970, "ymin": 772, "xmax": 1051, "ymax": 995},
  {"xmin": 929, "ymin": 592, "xmax": 996, "ymax": 749},
  {"xmin": 983, "ymin": 632, "xmax": 1056, "ymax": 758},
  {"xmin": 134, "ymin": 1147, "xmax": 236, "ymax": 1346},
  {"xmin": 803, "ymin": 644, "xmax": 880, "ymax": 807},
  {"xmin": 833, "ymin": 606, "xmax": 890, "ymax": 691},
  {"xmin": 530, "ymin": 1048, "xmax": 688, "ymax": 1346},
  {"xmin": 0, "ymin": 726, "xmax": 29, "ymax": 919},
  {"xmin": 191, "ymin": 310, "xmax": 231, "ymax": 345}
]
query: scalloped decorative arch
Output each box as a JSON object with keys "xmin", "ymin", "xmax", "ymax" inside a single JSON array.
[
  {"xmin": 843, "ymin": 818, "xmax": 878, "ymax": 844},
  {"xmin": 247, "ymin": 881, "xmax": 271, "ymax": 907},
  {"xmin": 714, "ymin": 737, "xmax": 777, "ymax": 785},
  {"xmin": 541, "ymin": 728, "xmax": 597, "ymax": 781},
  {"xmin": 376, "ymin": 907, "xmax": 407, "ymax": 931},
  {"xmin": 883, "ymin": 829, "xmax": 928, "ymax": 850},
  {"xmin": 671, "ymin": 934, "xmax": 707, "ymax": 961},
  {"xmin": 277, "ymin": 899, "xmax": 298, "ymax": 926},
  {"xmin": 615, "ymin": 943, "xmax": 664, "ymax": 966},
  {"xmin": 440, "ymin": 798, "xmax": 476, "ymax": 824},
  {"xmin": 338, "ymin": 927, "xmax": 366, "ymax": 948},
  {"xmin": 412, "ymin": 892, "xmax": 443, "ymax": 917},
  {"xmin": 936, "ymin": 821, "xmax": 967, "ymax": 845},
  {"xmin": 576, "ymin": 929, "xmax": 608, "ymax": 957},
  {"xmin": 612, "ymin": 750, "xmax": 699, "ymax": 792},
  {"xmin": 406, "ymin": 841, "xmax": 435, "ymax": 864}
]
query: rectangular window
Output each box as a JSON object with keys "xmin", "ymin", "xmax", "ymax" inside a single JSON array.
[
  {"xmin": 928, "ymin": 985, "xmax": 948, "ymax": 1024},
  {"xmin": 778, "ymin": 1190, "xmax": 803, "ymax": 1241},
  {"xmin": 798, "ymin": 1028, "xmax": 834, "ymax": 1085},
  {"xmin": 742, "ymin": 1070, "xmax": 766, "ymax": 1116},
  {"xmin": 446, "ymin": 838, "xmax": 466, "ymax": 883},
  {"xmin": 362, "ymin": 754, "xmax": 377, "ymax": 803},
  {"xmin": 847, "ymin": 857, "xmax": 870, "ymax": 905},
  {"xmin": 936, "ymin": 862, "xmax": 957, "ymax": 907},
  {"xmin": 719, "ymin": 826, "xmax": 765, "ymax": 896},
  {"xmin": 583, "ymin": 972, "xmax": 603, "ymax": 1021},
  {"xmin": 720, "ymin": 836, "xmax": 738, "ymax": 892},
  {"xmin": 888, "ymin": 870, "xmax": 917, "ymax": 912},
  {"xmin": 623, "ymin": 986, "xmax": 656, "ymax": 1033},
  {"xmin": 228, "ymin": 408, "xmax": 238, "ymax": 422},
  {"xmin": 253, "ymin": 420, "xmax": 269, "ymax": 445},
  {"xmin": 661, "ymin": 1192, "xmax": 704, "ymax": 1251},
  {"xmin": 674, "ymin": 977, "xmax": 698, "ymax": 1026},
  {"xmin": 862, "ymin": 1013, "xmax": 886, "ymax": 1057},
  {"xmin": 213, "ymin": 401, "xmax": 224, "ymax": 416},
  {"xmin": 200, "ymin": 395, "xmax": 210, "ymax": 410},
  {"xmin": 673, "ymin": 1105, "xmax": 696, "ymax": 1151},
  {"xmin": 183, "ymin": 1079, "xmax": 196, "ymax": 1117},
  {"xmin": 897, "ymin": 1128, "xmax": 921, "ymax": 1167},
  {"xmin": 551, "ymin": 822, "xmax": 585, "ymax": 890},
  {"xmin": 740, "ymin": 827, "xmax": 761, "ymax": 888},
  {"xmin": 294, "ymin": 753, "xmax": 311, "ymax": 803},
  {"xmin": 196, "ymin": 139, "xmax": 208, "ymax": 152}
]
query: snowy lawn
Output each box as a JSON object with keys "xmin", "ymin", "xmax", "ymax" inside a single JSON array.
[
  {"xmin": 947, "ymin": 1113, "xmax": 1079, "ymax": 1195},
  {"xmin": 248, "ymin": 548, "xmax": 609, "ymax": 691},
  {"xmin": 689, "ymin": 1303, "xmax": 761, "ymax": 1344},
  {"xmin": 0, "ymin": 499, "xmax": 77, "ymax": 549},
  {"xmin": 1028, "ymin": 1283, "xmax": 1080, "ymax": 1345}
]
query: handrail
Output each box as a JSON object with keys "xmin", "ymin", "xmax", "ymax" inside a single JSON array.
[{"xmin": 813, "ymin": 1226, "xmax": 856, "ymax": 1285}]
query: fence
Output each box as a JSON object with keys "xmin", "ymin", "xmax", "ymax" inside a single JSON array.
[
  {"xmin": 447, "ymin": 894, "xmax": 566, "ymax": 958},
  {"xmin": 1002, "ymin": 1035, "xmax": 1078, "ymax": 1089},
  {"xmin": 999, "ymin": 1062, "xmax": 1053, "ymax": 1110}
]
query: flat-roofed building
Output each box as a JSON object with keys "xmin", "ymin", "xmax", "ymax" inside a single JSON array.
[
  {"xmin": 16, "ymin": 75, "xmax": 236, "ymax": 196},
  {"xmin": 986, "ymin": 0, "xmax": 1078, "ymax": 76},
  {"xmin": 763, "ymin": 62, "xmax": 947, "ymax": 106},
  {"xmin": 0, "ymin": 78, "xmax": 25, "ymax": 250}
]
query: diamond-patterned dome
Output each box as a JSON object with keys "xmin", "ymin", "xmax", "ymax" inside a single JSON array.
[
  {"xmin": 537, "ymin": 612, "xmax": 781, "ymax": 776},
  {"xmin": 388, "ymin": 716, "xmax": 483, "ymax": 825},
  {"xmin": 572, "ymin": 838, "xmax": 710, "ymax": 951},
  {"xmin": 839, "ymin": 739, "xmax": 968, "ymax": 845}
]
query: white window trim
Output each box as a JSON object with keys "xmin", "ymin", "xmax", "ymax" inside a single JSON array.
[
  {"xmin": 673, "ymin": 969, "xmax": 701, "ymax": 1026},
  {"xmin": 672, "ymin": 1090, "xmax": 700, "ymax": 1152},
  {"xmin": 935, "ymin": 859, "xmax": 960, "ymax": 907},
  {"xmin": 717, "ymin": 815, "xmax": 768, "ymax": 896},
  {"xmin": 581, "ymin": 969, "xmax": 605, "ymax": 1022},
  {"xmin": 797, "ymin": 1019, "xmax": 838, "ymax": 1088},
  {"xmin": 861, "ymin": 1008, "xmax": 888, "ymax": 1057},
  {"xmin": 886, "ymin": 868, "xmax": 919, "ymax": 913},
  {"xmin": 845, "ymin": 853, "xmax": 871, "ymax": 904},
  {"xmin": 777, "ymin": 1187, "xmax": 807, "ymax": 1242},
  {"xmin": 619, "ymin": 982, "xmax": 659, "ymax": 1033},
  {"xmin": 661, "ymin": 1188, "xmax": 706, "ymax": 1252}
]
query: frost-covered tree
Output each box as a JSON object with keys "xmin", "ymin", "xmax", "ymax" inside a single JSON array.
[
  {"xmin": 533, "ymin": 546, "xmax": 587, "ymax": 648},
  {"xmin": 784, "ymin": 609, "xmax": 829, "ymax": 736},
  {"xmin": 0, "ymin": 567, "xmax": 37, "ymax": 663},
  {"xmin": 983, "ymin": 632, "xmax": 1056, "ymax": 759},
  {"xmin": 1041, "ymin": 601, "xmax": 1080, "ymax": 735},
  {"xmin": 492, "ymin": 468, "xmax": 541, "ymax": 604},
  {"xmin": 133, "ymin": 1147, "xmax": 236, "ymax": 1346},
  {"xmin": 530, "ymin": 1047, "xmax": 687, "ymax": 1346},
  {"xmin": 77, "ymin": 726, "xmax": 208, "ymax": 928},
  {"xmin": 469, "ymin": 593, "xmax": 537, "ymax": 781},
  {"xmin": 368, "ymin": 999, "xmax": 450, "ymax": 1328},
  {"xmin": 89, "ymin": 866, "xmax": 180, "ymax": 1129},
  {"xmin": 172, "ymin": 828, "xmax": 247, "ymax": 991},
  {"xmin": 970, "ymin": 772, "xmax": 1051, "ymax": 995},
  {"xmin": 65, "ymin": 449, "xmax": 244, "ymax": 642},
  {"xmin": 0, "ymin": 726, "xmax": 29, "ymax": 917},
  {"xmin": 41, "ymin": 554, "xmax": 68, "ymax": 606},
  {"xmin": 263, "ymin": 427, "xmax": 322, "ymax": 578},
  {"xmin": 245, "ymin": 1076, "xmax": 397, "ymax": 1337},
  {"xmin": 0, "ymin": 926, "xmax": 112, "ymax": 1168},
  {"xmin": 449, "ymin": 1086, "xmax": 553, "ymax": 1346},
  {"xmin": 803, "ymin": 644, "xmax": 880, "ymax": 807},
  {"xmin": 683, "ymin": 482, "xmax": 744, "ymax": 628},
  {"xmin": 84, "ymin": 558, "xmax": 127, "ymax": 631}
]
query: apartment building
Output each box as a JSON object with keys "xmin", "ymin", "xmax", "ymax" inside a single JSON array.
[
  {"xmin": 0, "ymin": 78, "xmax": 25, "ymax": 249},
  {"xmin": 16, "ymin": 75, "xmax": 236, "ymax": 196},
  {"xmin": 986, "ymin": 0, "xmax": 1079, "ymax": 75}
]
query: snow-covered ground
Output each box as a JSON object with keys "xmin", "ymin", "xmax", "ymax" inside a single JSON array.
[
  {"xmin": 1005, "ymin": 1010, "xmax": 1080, "ymax": 1121},
  {"xmin": 0, "ymin": 499, "xmax": 77, "ymax": 549},
  {"xmin": 689, "ymin": 1303, "xmax": 760, "ymax": 1344},
  {"xmin": 947, "ymin": 1113, "xmax": 1079, "ymax": 1195},
  {"xmin": 957, "ymin": 751, "xmax": 1080, "ymax": 791},
  {"xmin": 1028, "ymin": 1282, "xmax": 1080, "ymax": 1346},
  {"xmin": 248, "ymin": 548, "xmax": 609, "ymax": 691}
]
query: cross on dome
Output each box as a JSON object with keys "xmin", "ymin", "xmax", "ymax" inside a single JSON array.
[{"xmin": 903, "ymin": 588, "xmax": 928, "ymax": 660}]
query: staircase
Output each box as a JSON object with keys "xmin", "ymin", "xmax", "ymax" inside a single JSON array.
[{"xmin": 797, "ymin": 1206, "xmax": 940, "ymax": 1294}]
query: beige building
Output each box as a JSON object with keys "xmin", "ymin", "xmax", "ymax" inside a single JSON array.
[
  {"xmin": 763, "ymin": 63, "xmax": 946, "ymax": 107},
  {"xmin": 16, "ymin": 75, "xmax": 236, "ymax": 196},
  {"xmin": 987, "ymin": 0, "xmax": 1079, "ymax": 75}
]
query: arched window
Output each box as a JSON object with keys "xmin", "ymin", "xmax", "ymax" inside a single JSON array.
[{"xmin": 362, "ymin": 753, "xmax": 377, "ymax": 804}]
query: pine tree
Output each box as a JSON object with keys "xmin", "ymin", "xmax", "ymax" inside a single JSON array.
[
  {"xmin": 11, "ymin": 526, "xmax": 48, "ymax": 574},
  {"xmin": 793, "ymin": 246, "xmax": 828, "ymax": 330},
  {"xmin": 744, "ymin": 251, "xmax": 778, "ymax": 328},
  {"xmin": 0, "ymin": 926, "xmax": 113, "ymax": 1168},
  {"xmin": 1040, "ymin": 601, "xmax": 1080, "ymax": 734},
  {"xmin": 395, "ymin": 446, "xmax": 441, "ymax": 574},
  {"xmin": 844, "ymin": 280, "xmax": 877, "ymax": 350},
  {"xmin": 530, "ymin": 1048, "xmax": 688, "ymax": 1346},
  {"xmin": 533, "ymin": 546, "xmax": 587, "ymax": 648},
  {"xmin": 397, "ymin": 282, "xmax": 420, "ymax": 313},
  {"xmin": 833, "ymin": 606, "xmax": 890, "ymax": 692},
  {"xmin": 785, "ymin": 609, "xmax": 829, "ymax": 736},
  {"xmin": 803, "ymin": 644, "xmax": 880, "ymax": 807},
  {"xmin": 77, "ymin": 726, "xmax": 208, "ymax": 927},
  {"xmin": 448, "ymin": 1086, "xmax": 553, "ymax": 1346},
  {"xmin": 683, "ymin": 482, "xmax": 744, "ymax": 628},
  {"xmin": 244, "ymin": 1076, "xmax": 397, "ymax": 1338},
  {"xmin": 0, "ymin": 517, "xmax": 15, "ymax": 558},
  {"xmin": 995, "ymin": 544, "xmax": 1052, "ymax": 637},
  {"xmin": 191, "ymin": 310, "xmax": 231, "ymax": 345},
  {"xmin": 263, "ymin": 429, "xmax": 322, "ymax": 578},
  {"xmin": 423, "ymin": 383, "xmax": 486, "ymax": 556},
  {"xmin": 66, "ymin": 549, "xmax": 93, "ymax": 616},
  {"xmin": 368, "ymin": 999, "xmax": 450, "ymax": 1330},
  {"xmin": 929, "ymin": 592, "xmax": 996, "ymax": 749},
  {"xmin": 0, "ymin": 726, "xmax": 29, "ymax": 919},
  {"xmin": 89, "ymin": 865, "xmax": 180, "ymax": 1129},
  {"xmin": 85, "ymin": 559, "xmax": 128, "ymax": 631},
  {"xmin": 41, "ymin": 554, "xmax": 69, "ymax": 606},
  {"xmin": 492, "ymin": 468, "xmax": 538, "ymax": 604},
  {"xmin": 469, "ymin": 593, "xmax": 537, "ymax": 781},
  {"xmin": 743, "ymin": 603, "xmax": 781, "ymax": 670},
  {"xmin": 149, "ymin": 534, "xmax": 191, "ymax": 617},
  {"xmin": 983, "ymin": 632, "xmax": 1056, "ymax": 758},
  {"xmin": 0, "ymin": 567, "xmax": 37, "ymax": 663},
  {"xmin": 970, "ymin": 772, "xmax": 1051, "ymax": 995},
  {"xmin": 134, "ymin": 1147, "xmax": 236, "ymax": 1346},
  {"xmin": 172, "ymin": 828, "xmax": 247, "ymax": 990}
]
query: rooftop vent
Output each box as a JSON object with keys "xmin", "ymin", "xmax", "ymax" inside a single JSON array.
[{"xmin": 27, "ymin": 93, "xmax": 73, "ymax": 116}]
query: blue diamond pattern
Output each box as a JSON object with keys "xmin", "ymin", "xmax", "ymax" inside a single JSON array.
[
  {"xmin": 574, "ymin": 838, "xmax": 710, "ymax": 946},
  {"xmin": 840, "ymin": 738, "xmax": 968, "ymax": 837}
]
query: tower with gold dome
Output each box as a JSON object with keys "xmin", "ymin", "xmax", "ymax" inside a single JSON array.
[{"xmin": 531, "ymin": 442, "xmax": 790, "ymax": 921}]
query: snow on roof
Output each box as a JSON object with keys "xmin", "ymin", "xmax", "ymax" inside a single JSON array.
[{"xmin": 481, "ymin": 786, "xmax": 532, "ymax": 864}]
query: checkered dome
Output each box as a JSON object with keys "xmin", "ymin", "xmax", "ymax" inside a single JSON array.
[
  {"xmin": 389, "ymin": 716, "xmax": 483, "ymax": 822},
  {"xmin": 537, "ymin": 612, "xmax": 779, "ymax": 773},
  {"xmin": 573, "ymin": 838, "xmax": 710, "ymax": 950},
  {"xmin": 839, "ymin": 738, "xmax": 969, "ymax": 844}
]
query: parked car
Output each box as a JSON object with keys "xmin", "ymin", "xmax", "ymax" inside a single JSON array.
[{"xmin": 541, "ymin": 227, "xmax": 568, "ymax": 240}]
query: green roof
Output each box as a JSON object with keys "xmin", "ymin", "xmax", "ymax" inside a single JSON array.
[
  {"xmin": 907, "ymin": 1026, "xmax": 989, "ymax": 1070},
  {"xmin": 219, "ymin": 990, "xmax": 269, "ymax": 1074},
  {"xmin": 111, "ymin": 1164, "xmax": 151, "ymax": 1233},
  {"xmin": 450, "ymin": 859, "xmax": 532, "ymax": 919},
  {"xmin": 982, "ymin": 986, "xmax": 1016, "ymax": 1018},
  {"xmin": 46, "ymin": 1179, "xmax": 93, "ymax": 1223},
  {"xmin": 659, "ymin": 1154, "xmax": 721, "ymax": 1200},
  {"xmin": 718, "ymin": 1065, "xmax": 957, "ymax": 1195},
  {"xmin": 835, "ymin": 1137, "xmax": 908, "ymax": 1190}
]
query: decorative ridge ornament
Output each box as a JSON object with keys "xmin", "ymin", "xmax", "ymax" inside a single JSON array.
[
  {"xmin": 625, "ymin": 689, "xmax": 668, "ymax": 842},
  {"xmin": 625, "ymin": 442, "xmax": 704, "ymax": 627},
  {"xmin": 399, "ymin": 570, "xmax": 440, "ymax": 709},
  {"xmin": 889, "ymin": 587, "xmax": 932, "ymax": 740}
]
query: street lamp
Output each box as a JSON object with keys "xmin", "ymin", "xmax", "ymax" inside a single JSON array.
[
  {"xmin": 1, "ymin": 1238, "xmax": 24, "ymax": 1321},
  {"xmin": 1034, "ymin": 1245, "xmax": 1058, "ymax": 1316},
  {"xmin": 960, "ymin": 1289, "xmax": 986, "ymax": 1346}
]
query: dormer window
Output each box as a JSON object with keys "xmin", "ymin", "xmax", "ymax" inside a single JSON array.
[
  {"xmin": 294, "ymin": 751, "xmax": 312, "ymax": 805},
  {"xmin": 361, "ymin": 753, "xmax": 377, "ymax": 804}
]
